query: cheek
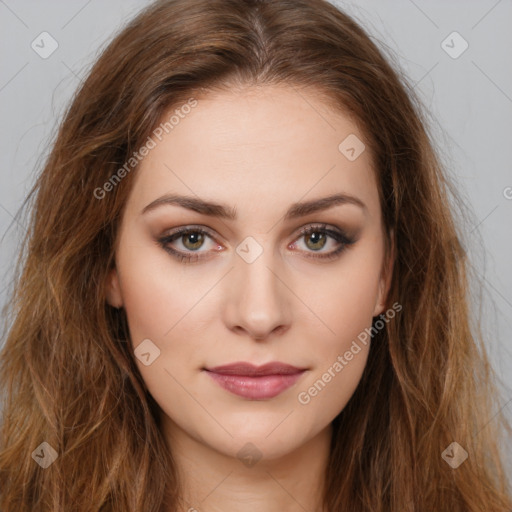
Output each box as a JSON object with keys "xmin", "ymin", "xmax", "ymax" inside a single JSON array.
[
  {"xmin": 115, "ymin": 242, "xmax": 210, "ymax": 415},
  {"xmin": 116, "ymin": 239, "xmax": 204, "ymax": 344},
  {"xmin": 294, "ymin": 238, "xmax": 384, "ymax": 415},
  {"xmin": 304, "ymin": 242, "xmax": 384, "ymax": 345},
  {"xmin": 296, "ymin": 347, "xmax": 369, "ymax": 424},
  {"xmin": 115, "ymin": 238, "xmax": 220, "ymax": 393},
  {"xmin": 294, "ymin": 280, "xmax": 373, "ymax": 422}
]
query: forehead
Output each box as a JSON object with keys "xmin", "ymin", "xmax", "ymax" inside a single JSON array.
[{"xmin": 126, "ymin": 85, "xmax": 379, "ymax": 219}]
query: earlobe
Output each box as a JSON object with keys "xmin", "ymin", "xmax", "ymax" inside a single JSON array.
[{"xmin": 105, "ymin": 267, "xmax": 123, "ymax": 308}]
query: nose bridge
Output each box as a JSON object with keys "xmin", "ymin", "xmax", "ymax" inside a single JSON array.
[{"xmin": 225, "ymin": 234, "xmax": 291, "ymax": 339}]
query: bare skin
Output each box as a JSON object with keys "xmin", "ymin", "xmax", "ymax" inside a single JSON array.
[{"xmin": 106, "ymin": 84, "xmax": 393, "ymax": 512}]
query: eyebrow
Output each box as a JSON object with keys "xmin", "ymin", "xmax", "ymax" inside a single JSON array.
[{"xmin": 141, "ymin": 192, "xmax": 367, "ymax": 220}]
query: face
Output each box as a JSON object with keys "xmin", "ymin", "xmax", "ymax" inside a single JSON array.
[{"xmin": 106, "ymin": 84, "xmax": 392, "ymax": 462}]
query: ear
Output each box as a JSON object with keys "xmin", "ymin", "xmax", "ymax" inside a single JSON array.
[
  {"xmin": 105, "ymin": 267, "xmax": 124, "ymax": 308},
  {"xmin": 373, "ymin": 231, "xmax": 395, "ymax": 317}
]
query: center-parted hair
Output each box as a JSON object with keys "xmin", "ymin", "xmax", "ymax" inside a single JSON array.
[{"xmin": 0, "ymin": 0, "xmax": 511, "ymax": 510}]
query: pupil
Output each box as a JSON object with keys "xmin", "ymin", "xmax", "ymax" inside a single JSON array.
[
  {"xmin": 307, "ymin": 232, "xmax": 325, "ymax": 250},
  {"xmin": 184, "ymin": 232, "xmax": 203, "ymax": 250}
]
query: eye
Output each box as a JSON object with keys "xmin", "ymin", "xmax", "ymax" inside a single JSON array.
[
  {"xmin": 158, "ymin": 223, "xmax": 356, "ymax": 263},
  {"xmin": 158, "ymin": 226, "xmax": 221, "ymax": 263},
  {"xmin": 289, "ymin": 223, "xmax": 356, "ymax": 261}
]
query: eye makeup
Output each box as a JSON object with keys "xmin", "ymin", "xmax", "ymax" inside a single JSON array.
[{"xmin": 156, "ymin": 222, "xmax": 358, "ymax": 264}]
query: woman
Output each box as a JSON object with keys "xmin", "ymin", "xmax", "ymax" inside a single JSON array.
[{"xmin": 0, "ymin": 0, "xmax": 510, "ymax": 510}]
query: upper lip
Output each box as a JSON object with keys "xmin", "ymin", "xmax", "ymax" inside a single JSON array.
[{"xmin": 204, "ymin": 362, "xmax": 306, "ymax": 376}]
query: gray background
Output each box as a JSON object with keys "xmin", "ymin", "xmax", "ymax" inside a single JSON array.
[{"xmin": 0, "ymin": 0, "xmax": 511, "ymax": 469}]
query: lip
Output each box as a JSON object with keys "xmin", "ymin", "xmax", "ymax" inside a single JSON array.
[{"xmin": 203, "ymin": 362, "xmax": 307, "ymax": 400}]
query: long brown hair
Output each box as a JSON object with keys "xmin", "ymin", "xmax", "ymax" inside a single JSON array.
[{"xmin": 1, "ymin": 0, "xmax": 510, "ymax": 510}]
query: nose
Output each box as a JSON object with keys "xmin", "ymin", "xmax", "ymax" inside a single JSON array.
[{"xmin": 222, "ymin": 242, "xmax": 292, "ymax": 342}]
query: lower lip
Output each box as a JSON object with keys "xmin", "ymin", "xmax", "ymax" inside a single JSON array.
[{"xmin": 205, "ymin": 371, "xmax": 305, "ymax": 400}]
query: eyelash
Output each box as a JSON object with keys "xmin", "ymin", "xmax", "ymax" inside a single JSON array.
[{"xmin": 157, "ymin": 223, "xmax": 356, "ymax": 264}]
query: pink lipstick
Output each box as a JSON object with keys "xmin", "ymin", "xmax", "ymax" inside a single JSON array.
[{"xmin": 203, "ymin": 362, "xmax": 306, "ymax": 400}]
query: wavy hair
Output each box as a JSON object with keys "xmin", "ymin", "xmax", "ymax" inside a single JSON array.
[{"xmin": 1, "ymin": 0, "xmax": 511, "ymax": 510}]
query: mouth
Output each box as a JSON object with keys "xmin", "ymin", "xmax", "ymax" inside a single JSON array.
[{"xmin": 202, "ymin": 361, "xmax": 307, "ymax": 400}]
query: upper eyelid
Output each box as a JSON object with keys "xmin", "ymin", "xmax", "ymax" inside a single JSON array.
[
  {"xmin": 163, "ymin": 223, "xmax": 341, "ymax": 237},
  {"xmin": 162, "ymin": 223, "xmax": 347, "ymax": 248}
]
